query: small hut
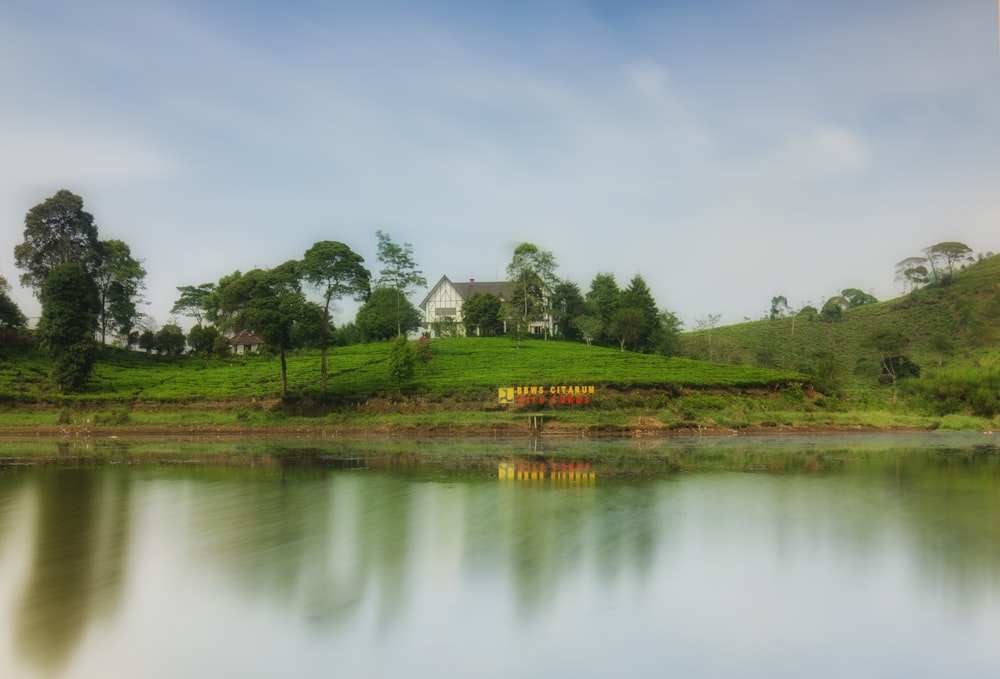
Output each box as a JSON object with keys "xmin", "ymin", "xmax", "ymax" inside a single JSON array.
[{"xmin": 229, "ymin": 329, "xmax": 265, "ymax": 356}]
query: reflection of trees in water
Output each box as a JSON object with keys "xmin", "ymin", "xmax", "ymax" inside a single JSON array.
[{"xmin": 14, "ymin": 468, "xmax": 130, "ymax": 675}]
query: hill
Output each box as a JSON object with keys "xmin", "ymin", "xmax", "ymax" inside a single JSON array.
[
  {"xmin": 0, "ymin": 336, "xmax": 820, "ymax": 435},
  {"xmin": 680, "ymin": 253, "xmax": 1000, "ymax": 416}
]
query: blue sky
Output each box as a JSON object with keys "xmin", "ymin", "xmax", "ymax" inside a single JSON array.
[{"xmin": 1, "ymin": 0, "xmax": 998, "ymax": 330}]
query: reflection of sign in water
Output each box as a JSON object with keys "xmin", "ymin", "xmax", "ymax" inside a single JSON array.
[
  {"xmin": 498, "ymin": 461, "xmax": 595, "ymax": 485},
  {"xmin": 498, "ymin": 385, "xmax": 595, "ymax": 405}
]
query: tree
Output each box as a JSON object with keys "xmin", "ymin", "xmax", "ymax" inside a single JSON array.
[
  {"xmin": 820, "ymin": 296, "xmax": 848, "ymax": 323},
  {"xmin": 375, "ymin": 231, "xmax": 427, "ymax": 336},
  {"xmin": 551, "ymin": 279, "xmax": 586, "ymax": 341},
  {"xmin": 924, "ymin": 241, "xmax": 973, "ymax": 282},
  {"xmin": 35, "ymin": 263, "xmax": 99, "ymax": 391},
  {"xmin": 221, "ymin": 262, "xmax": 308, "ymax": 397},
  {"xmin": 0, "ymin": 274, "xmax": 27, "ymax": 330},
  {"xmin": 301, "ymin": 241, "xmax": 371, "ymax": 394},
  {"xmin": 356, "ymin": 287, "xmax": 421, "ymax": 342},
  {"xmin": 586, "ymin": 273, "xmax": 621, "ymax": 346},
  {"xmin": 619, "ymin": 274, "xmax": 660, "ymax": 352},
  {"xmin": 572, "ymin": 315, "xmax": 603, "ymax": 347},
  {"xmin": 866, "ymin": 329, "xmax": 918, "ymax": 402},
  {"xmin": 895, "ymin": 257, "xmax": 929, "ymax": 292},
  {"xmin": 769, "ymin": 295, "xmax": 790, "ymax": 320},
  {"xmin": 154, "ymin": 324, "xmax": 187, "ymax": 356},
  {"xmin": 92, "ymin": 239, "xmax": 146, "ymax": 347},
  {"xmin": 841, "ymin": 288, "xmax": 877, "ymax": 308},
  {"xmin": 505, "ymin": 243, "xmax": 558, "ymax": 339},
  {"xmin": 187, "ymin": 324, "xmax": 221, "ymax": 358},
  {"xmin": 14, "ymin": 190, "xmax": 101, "ymax": 296},
  {"xmin": 608, "ymin": 308, "xmax": 645, "ymax": 352},
  {"xmin": 171, "ymin": 283, "xmax": 216, "ymax": 325},
  {"xmin": 656, "ymin": 310, "xmax": 683, "ymax": 357},
  {"xmin": 462, "ymin": 292, "xmax": 504, "ymax": 336}
]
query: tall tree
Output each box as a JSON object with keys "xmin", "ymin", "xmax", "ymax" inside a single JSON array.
[
  {"xmin": 301, "ymin": 241, "xmax": 371, "ymax": 394},
  {"xmin": 551, "ymin": 279, "xmax": 586, "ymax": 341},
  {"xmin": 586, "ymin": 273, "xmax": 621, "ymax": 346},
  {"xmin": 92, "ymin": 239, "xmax": 146, "ymax": 347},
  {"xmin": 36, "ymin": 263, "xmax": 100, "ymax": 391},
  {"xmin": 769, "ymin": 295, "xmax": 790, "ymax": 320},
  {"xmin": 171, "ymin": 283, "xmax": 216, "ymax": 325},
  {"xmin": 505, "ymin": 242, "xmax": 558, "ymax": 339},
  {"xmin": 620, "ymin": 274, "xmax": 660, "ymax": 352},
  {"xmin": 15, "ymin": 190, "xmax": 101, "ymax": 296},
  {"xmin": 375, "ymin": 230, "xmax": 427, "ymax": 336},
  {"xmin": 221, "ymin": 262, "xmax": 308, "ymax": 397}
]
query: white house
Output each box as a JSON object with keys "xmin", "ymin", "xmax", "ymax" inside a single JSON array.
[
  {"xmin": 229, "ymin": 329, "xmax": 265, "ymax": 355},
  {"xmin": 418, "ymin": 276, "xmax": 555, "ymax": 338}
]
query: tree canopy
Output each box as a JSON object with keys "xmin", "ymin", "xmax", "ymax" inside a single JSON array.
[
  {"xmin": 301, "ymin": 240, "xmax": 371, "ymax": 393},
  {"xmin": 15, "ymin": 190, "xmax": 101, "ymax": 296},
  {"xmin": 375, "ymin": 231, "xmax": 426, "ymax": 336},
  {"xmin": 505, "ymin": 243, "xmax": 557, "ymax": 338}
]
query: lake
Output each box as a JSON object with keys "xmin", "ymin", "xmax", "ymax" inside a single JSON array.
[{"xmin": 1, "ymin": 433, "xmax": 998, "ymax": 678}]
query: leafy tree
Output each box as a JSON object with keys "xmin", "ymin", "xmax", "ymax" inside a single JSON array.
[
  {"xmin": 171, "ymin": 283, "xmax": 216, "ymax": 325},
  {"xmin": 656, "ymin": 309, "xmax": 683, "ymax": 357},
  {"xmin": 0, "ymin": 274, "xmax": 27, "ymax": 330},
  {"xmin": 797, "ymin": 305, "xmax": 819, "ymax": 320},
  {"xmin": 187, "ymin": 324, "xmax": 221, "ymax": 358},
  {"xmin": 769, "ymin": 295, "xmax": 790, "ymax": 320},
  {"xmin": 923, "ymin": 241, "xmax": 973, "ymax": 282},
  {"xmin": 571, "ymin": 315, "xmax": 603, "ymax": 347},
  {"xmin": 138, "ymin": 329, "xmax": 156, "ymax": 354},
  {"xmin": 375, "ymin": 231, "xmax": 427, "ymax": 336},
  {"xmin": 586, "ymin": 273, "xmax": 621, "ymax": 345},
  {"xmin": 301, "ymin": 241, "xmax": 371, "ymax": 394},
  {"xmin": 608, "ymin": 308, "xmax": 645, "ymax": 352},
  {"xmin": 92, "ymin": 239, "xmax": 146, "ymax": 347},
  {"xmin": 894, "ymin": 257, "xmax": 929, "ymax": 292},
  {"xmin": 387, "ymin": 334, "xmax": 415, "ymax": 391},
  {"xmin": 505, "ymin": 243, "xmax": 558, "ymax": 339},
  {"xmin": 221, "ymin": 262, "xmax": 309, "ymax": 396},
  {"xmin": 551, "ymin": 279, "xmax": 586, "ymax": 341},
  {"xmin": 14, "ymin": 190, "xmax": 101, "ymax": 296},
  {"xmin": 356, "ymin": 287, "xmax": 421, "ymax": 342},
  {"xmin": 841, "ymin": 288, "xmax": 877, "ymax": 308},
  {"xmin": 820, "ymin": 296, "xmax": 848, "ymax": 323},
  {"xmin": 35, "ymin": 263, "xmax": 99, "ymax": 391},
  {"xmin": 619, "ymin": 274, "xmax": 660, "ymax": 352},
  {"xmin": 462, "ymin": 292, "xmax": 504, "ymax": 336},
  {"xmin": 154, "ymin": 324, "xmax": 187, "ymax": 356},
  {"xmin": 866, "ymin": 329, "xmax": 918, "ymax": 402}
]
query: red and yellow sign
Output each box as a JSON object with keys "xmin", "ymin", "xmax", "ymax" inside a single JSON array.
[{"xmin": 498, "ymin": 385, "xmax": 595, "ymax": 405}]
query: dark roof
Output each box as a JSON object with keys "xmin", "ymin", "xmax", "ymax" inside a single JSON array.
[
  {"xmin": 229, "ymin": 329, "xmax": 265, "ymax": 345},
  {"xmin": 452, "ymin": 280, "xmax": 508, "ymax": 299}
]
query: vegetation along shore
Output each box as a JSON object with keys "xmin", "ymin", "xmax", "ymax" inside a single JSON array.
[{"xmin": 2, "ymin": 190, "xmax": 999, "ymax": 439}]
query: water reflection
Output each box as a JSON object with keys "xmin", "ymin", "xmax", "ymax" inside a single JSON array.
[{"xmin": 0, "ymin": 434, "xmax": 998, "ymax": 678}]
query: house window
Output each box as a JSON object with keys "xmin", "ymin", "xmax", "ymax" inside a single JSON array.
[{"xmin": 436, "ymin": 307, "xmax": 456, "ymax": 317}]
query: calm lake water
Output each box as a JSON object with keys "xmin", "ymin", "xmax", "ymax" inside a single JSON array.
[{"xmin": 1, "ymin": 433, "xmax": 999, "ymax": 678}]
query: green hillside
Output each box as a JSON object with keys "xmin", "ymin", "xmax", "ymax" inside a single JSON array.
[
  {"xmin": 0, "ymin": 336, "xmax": 802, "ymax": 405},
  {"xmin": 680, "ymin": 253, "xmax": 1000, "ymax": 415}
]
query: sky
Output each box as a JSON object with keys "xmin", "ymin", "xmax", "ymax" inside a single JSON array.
[{"xmin": 1, "ymin": 0, "xmax": 998, "ymax": 331}]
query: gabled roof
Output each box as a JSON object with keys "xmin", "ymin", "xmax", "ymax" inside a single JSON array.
[
  {"xmin": 229, "ymin": 329, "xmax": 265, "ymax": 345},
  {"xmin": 419, "ymin": 276, "xmax": 508, "ymax": 310}
]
